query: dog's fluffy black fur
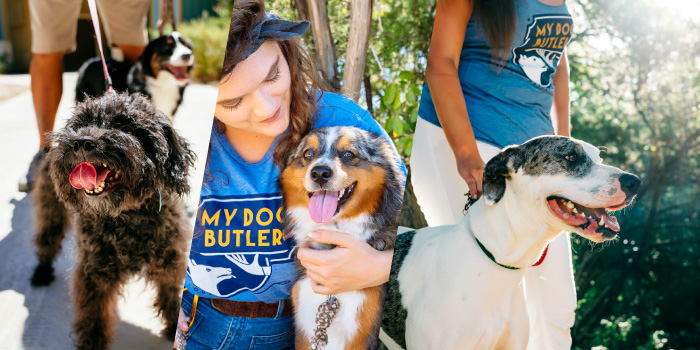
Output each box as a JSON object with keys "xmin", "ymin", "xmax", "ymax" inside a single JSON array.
[{"xmin": 30, "ymin": 93, "xmax": 195, "ymax": 350}]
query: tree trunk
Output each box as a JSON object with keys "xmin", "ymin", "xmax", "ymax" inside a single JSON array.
[
  {"xmin": 301, "ymin": 0, "xmax": 339, "ymax": 89},
  {"xmin": 341, "ymin": 0, "xmax": 373, "ymax": 102}
]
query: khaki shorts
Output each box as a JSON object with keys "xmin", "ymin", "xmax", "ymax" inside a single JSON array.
[{"xmin": 29, "ymin": 0, "xmax": 151, "ymax": 54}]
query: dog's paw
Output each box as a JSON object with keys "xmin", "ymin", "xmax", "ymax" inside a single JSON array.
[{"xmin": 30, "ymin": 263, "xmax": 55, "ymax": 286}]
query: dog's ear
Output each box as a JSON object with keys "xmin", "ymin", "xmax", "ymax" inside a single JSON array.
[
  {"xmin": 127, "ymin": 63, "xmax": 146, "ymax": 94},
  {"xmin": 482, "ymin": 147, "xmax": 524, "ymax": 205},
  {"xmin": 160, "ymin": 118, "xmax": 196, "ymax": 196}
]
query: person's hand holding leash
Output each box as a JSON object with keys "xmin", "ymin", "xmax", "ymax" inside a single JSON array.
[
  {"xmin": 455, "ymin": 148, "xmax": 485, "ymax": 200},
  {"xmin": 297, "ymin": 230, "xmax": 393, "ymax": 294}
]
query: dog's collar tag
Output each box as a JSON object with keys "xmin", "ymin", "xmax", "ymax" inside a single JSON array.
[{"xmin": 310, "ymin": 294, "xmax": 340, "ymax": 350}]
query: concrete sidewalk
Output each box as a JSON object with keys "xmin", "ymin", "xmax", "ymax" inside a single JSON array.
[{"xmin": 0, "ymin": 73, "xmax": 216, "ymax": 350}]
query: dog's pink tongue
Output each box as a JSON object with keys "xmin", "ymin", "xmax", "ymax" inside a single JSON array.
[
  {"xmin": 308, "ymin": 191, "xmax": 339, "ymax": 223},
  {"xmin": 69, "ymin": 162, "xmax": 97, "ymax": 190},
  {"xmin": 594, "ymin": 208, "xmax": 620, "ymax": 232},
  {"xmin": 168, "ymin": 65, "xmax": 189, "ymax": 80}
]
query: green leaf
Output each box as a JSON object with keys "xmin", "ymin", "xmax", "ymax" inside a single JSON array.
[
  {"xmin": 406, "ymin": 89, "xmax": 415, "ymax": 103},
  {"xmin": 411, "ymin": 84, "xmax": 421, "ymax": 97},
  {"xmin": 393, "ymin": 91, "xmax": 402, "ymax": 109},
  {"xmin": 409, "ymin": 108, "xmax": 419, "ymax": 124},
  {"xmin": 399, "ymin": 71, "xmax": 416, "ymax": 80},
  {"xmin": 405, "ymin": 137, "xmax": 413, "ymax": 156},
  {"xmin": 383, "ymin": 84, "xmax": 398, "ymax": 107},
  {"xmin": 392, "ymin": 115, "xmax": 404, "ymax": 136},
  {"xmin": 385, "ymin": 115, "xmax": 395, "ymax": 133}
]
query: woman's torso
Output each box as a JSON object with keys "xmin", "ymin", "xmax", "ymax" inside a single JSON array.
[
  {"xmin": 419, "ymin": 0, "xmax": 573, "ymax": 148},
  {"xmin": 184, "ymin": 92, "xmax": 397, "ymax": 302}
]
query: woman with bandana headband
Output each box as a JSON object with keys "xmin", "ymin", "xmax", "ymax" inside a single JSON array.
[{"xmin": 175, "ymin": 1, "xmax": 404, "ymax": 349}]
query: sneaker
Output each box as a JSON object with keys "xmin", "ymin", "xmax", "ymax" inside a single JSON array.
[{"xmin": 18, "ymin": 148, "xmax": 48, "ymax": 192}]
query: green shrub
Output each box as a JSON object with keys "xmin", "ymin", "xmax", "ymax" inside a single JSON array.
[{"xmin": 176, "ymin": 9, "xmax": 229, "ymax": 82}]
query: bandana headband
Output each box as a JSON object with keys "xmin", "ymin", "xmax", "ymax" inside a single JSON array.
[{"xmin": 243, "ymin": 13, "xmax": 311, "ymax": 61}]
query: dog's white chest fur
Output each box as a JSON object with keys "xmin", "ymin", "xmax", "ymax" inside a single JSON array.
[
  {"xmin": 398, "ymin": 217, "xmax": 530, "ymax": 349},
  {"xmin": 145, "ymin": 72, "xmax": 182, "ymax": 120},
  {"xmin": 289, "ymin": 208, "xmax": 373, "ymax": 348}
]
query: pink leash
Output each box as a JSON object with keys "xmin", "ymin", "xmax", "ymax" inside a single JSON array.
[{"xmin": 86, "ymin": 0, "xmax": 115, "ymax": 95}]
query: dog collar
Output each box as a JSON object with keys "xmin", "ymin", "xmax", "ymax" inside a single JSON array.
[{"xmin": 474, "ymin": 237, "xmax": 549, "ymax": 270}]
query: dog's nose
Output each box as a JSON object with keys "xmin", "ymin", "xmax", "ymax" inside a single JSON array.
[
  {"xmin": 181, "ymin": 53, "xmax": 191, "ymax": 61},
  {"xmin": 73, "ymin": 137, "xmax": 96, "ymax": 153},
  {"xmin": 310, "ymin": 166, "xmax": 333, "ymax": 184},
  {"xmin": 619, "ymin": 174, "xmax": 641, "ymax": 195}
]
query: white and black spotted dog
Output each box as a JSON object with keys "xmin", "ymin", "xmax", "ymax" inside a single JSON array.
[
  {"xmin": 280, "ymin": 126, "xmax": 405, "ymax": 350},
  {"xmin": 76, "ymin": 32, "xmax": 194, "ymax": 121},
  {"xmin": 381, "ymin": 135, "xmax": 640, "ymax": 350}
]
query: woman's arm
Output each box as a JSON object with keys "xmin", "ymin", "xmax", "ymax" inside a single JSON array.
[
  {"xmin": 297, "ymin": 230, "xmax": 393, "ymax": 294},
  {"xmin": 425, "ymin": 0, "xmax": 483, "ymax": 199},
  {"xmin": 552, "ymin": 49, "xmax": 571, "ymax": 137}
]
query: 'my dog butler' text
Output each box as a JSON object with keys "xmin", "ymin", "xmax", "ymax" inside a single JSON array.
[{"xmin": 200, "ymin": 206, "xmax": 285, "ymax": 247}]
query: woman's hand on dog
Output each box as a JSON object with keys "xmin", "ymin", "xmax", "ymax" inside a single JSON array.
[
  {"xmin": 298, "ymin": 230, "xmax": 393, "ymax": 294},
  {"xmin": 456, "ymin": 150, "xmax": 485, "ymax": 200}
]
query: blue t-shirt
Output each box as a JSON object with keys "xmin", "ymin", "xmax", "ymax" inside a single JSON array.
[
  {"xmin": 184, "ymin": 92, "xmax": 403, "ymax": 303},
  {"xmin": 419, "ymin": 0, "xmax": 573, "ymax": 149}
]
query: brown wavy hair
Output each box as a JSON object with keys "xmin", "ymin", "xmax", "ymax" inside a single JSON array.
[
  {"xmin": 474, "ymin": 0, "xmax": 518, "ymax": 65},
  {"xmin": 215, "ymin": 0, "xmax": 326, "ymax": 167}
]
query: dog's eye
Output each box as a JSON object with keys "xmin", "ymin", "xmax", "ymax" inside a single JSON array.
[
  {"xmin": 342, "ymin": 151, "xmax": 356, "ymax": 159},
  {"xmin": 304, "ymin": 149, "xmax": 314, "ymax": 159},
  {"xmin": 566, "ymin": 154, "xmax": 578, "ymax": 162},
  {"xmin": 122, "ymin": 126, "xmax": 135, "ymax": 134}
]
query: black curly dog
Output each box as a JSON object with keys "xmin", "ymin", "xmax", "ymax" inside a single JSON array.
[{"xmin": 30, "ymin": 93, "xmax": 195, "ymax": 350}]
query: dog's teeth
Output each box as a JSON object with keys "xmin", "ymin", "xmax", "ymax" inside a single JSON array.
[
  {"xmin": 572, "ymin": 208, "xmax": 578, "ymax": 214},
  {"xmin": 565, "ymin": 201, "xmax": 574, "ymax": 209},
  {"xmin": 108, "ymin": 177, "xmax": 113, "ymax": 181},
  {"xmin": 102, "ymin": 163, "xmax": 107, "ymax": 167},
  {"xmin": 340, "ymin": 189, "xmax": 345, "ymax": 198},
  {"xmin": 599, "ymin": 218, "xmax": 605, "ymax": 226}
]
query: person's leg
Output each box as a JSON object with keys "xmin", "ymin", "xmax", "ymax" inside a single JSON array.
[
  {"xmin": 22, "ymin": 0, "xmax": 82, "ymax": 192},
  {"xmin": 410, "ymin": 117, "xmax": 464, "ymax": 226},
  {"xmin": 96, "ymin": 0, "xmax": 150, "ymax": 63},
  {"xmin": 119, "ymin": 45, "xmax": 147, "ymax": 63},
  {"xmin": 410, "ymin": 117, "xmax": 500, "ymax": 226},
  {"xmin": 30, "ymin": 53, "xmax": 63, "ymax": 148}
]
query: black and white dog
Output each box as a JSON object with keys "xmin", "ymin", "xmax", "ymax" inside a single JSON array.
[
  {"xmin": 381, "ymin": 136, "xmax": 640, "ymax": 349},
  {"xmin": 75, "ymin": 32, "xmax": 194, "ymax": 121}
]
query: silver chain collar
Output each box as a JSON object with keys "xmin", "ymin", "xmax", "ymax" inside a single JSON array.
[{"xmin": 309, "ymin": 294, "xmax": 341, "ymax": 350}]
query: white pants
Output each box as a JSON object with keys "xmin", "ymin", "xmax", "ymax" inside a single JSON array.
[{"xmin": 410, "ymin": 117, "xmax": 576, "ymax": 350}]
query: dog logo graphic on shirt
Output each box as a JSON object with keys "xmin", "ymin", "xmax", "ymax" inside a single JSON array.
[
  {"xmin": 187, "ymin": 260, "xmax": 236, "ymax": 297},
  {"xmin": 187, "ymin": 253, "xmax": 277, "ymax": 297},
  {"xmin": 513, "ymin": 15, "xmax": 573, "ymax": 87}
]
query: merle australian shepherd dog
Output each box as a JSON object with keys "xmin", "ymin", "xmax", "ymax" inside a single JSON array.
[
  {"xmin": 30, "ymin": 93, "xmax": 195, "ymax": 350},
  {"xmin": 75, "ymin": 32, "xmax": 193, "ymax": 120},
  {"xmin": 279, "ymin": 126, "xmax": 405, "ymax": 350}
]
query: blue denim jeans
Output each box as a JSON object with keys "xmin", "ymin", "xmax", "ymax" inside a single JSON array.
[{"xmin": 181, "ymin": 292, "xmax": 295, "ymax": 350}]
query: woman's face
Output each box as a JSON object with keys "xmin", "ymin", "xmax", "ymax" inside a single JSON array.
[{"xmin": 215, "ymin": 41, "xmax": 292, "ymax": 137}]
